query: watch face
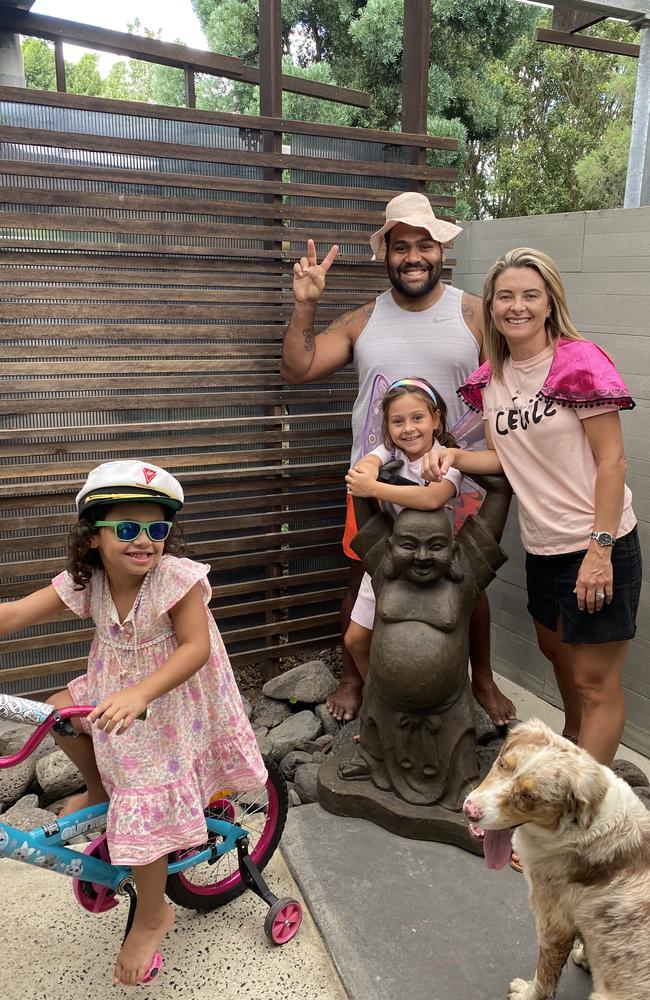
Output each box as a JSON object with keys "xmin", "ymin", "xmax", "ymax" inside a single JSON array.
[{"xmin": 594, "ymin": 531, "xmax": 614, "ymax": 546}]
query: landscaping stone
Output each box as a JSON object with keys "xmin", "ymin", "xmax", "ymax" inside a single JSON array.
[
  {"xmin": 315, "ymin": 703, "xmax": 340, "ymax": 736},
  {"xmin": 251, "ymin": 694, "xmax": 291, "ymax": 729},
  {"xmin": 314, "ymin": 734, "xmax": 336, "ymax": 751},
  {"xmin": 476, "ymin": 744, "xmax": 500, "ymax": 780},
  {"xmin": 331, "ymin": 718, "xmax": 360, "ymax": 755},
  {"xmin": 268, "ymin": 711, "xmax": 322, "ymax": 760},
  {"xmin": 294, "ymin": 762, "xmax": 321, "ymax": 804},
  {"xmin": 288, "ymin": 788, "xmax": 301, "ymax": 808},
  {"xmin": 262, "ymin": 660, "xmax": 338, "ymax": 705},
  {"xmin": 47, "ymin": 795, "xmax": 74, "ymax": 816},
  {"xmin": 255, "ymin": 732, "xmax": 272, "ymax": 757},
  {"xmin": 0, "ymin": 724, "xmax": 56, "ymax": 763},
  {"xmin": 35, "ymin": 749, "xmax": 84, "ymax": 801},
  {"xmin": 0, "ymin": 753, "xmax": 34, "ymax": 806},
  {"xmin": 611, "ymin": 759, "xmax": 649, "ymax": 789},
  {"xmin": 280, "ymin": 751, "xmax": 314, "ymax": 783},
  {"xmin": 241, "ymin": 697, "xmax": 253, "ymax": 720},
  {"xmin": 3, "ymin": 793, "xmax": 56, "ymax": 831}
]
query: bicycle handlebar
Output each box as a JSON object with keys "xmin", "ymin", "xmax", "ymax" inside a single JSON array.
[
  {"xmin": 0, "ymin": 693, "xmax": 55, "ymax": 727},
  {"xmin": 0, "ymin": 693, "xmax": 94, "ymax": 769}
]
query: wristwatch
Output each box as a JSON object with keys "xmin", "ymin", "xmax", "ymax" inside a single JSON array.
[{"xmin": 591, "ymin": 531, "xmax": 615, "ymax": 547}]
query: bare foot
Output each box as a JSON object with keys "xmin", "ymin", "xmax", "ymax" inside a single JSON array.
[
  {"xmin": 326, "ymin": 679, "xmax": 363, "ymax": 722},
  {"xmin": 472, "ymin": 678, "xmax": 516, "ymax": 727},
  {"xmin": 58, "ymin": 787, "xmax": 109, "ymax": 817},
  {"xmin": 113, "ymin": 902, "xmax": 174, "ymax": 986}
]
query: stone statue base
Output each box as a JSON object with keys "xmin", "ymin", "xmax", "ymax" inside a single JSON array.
[{"xmin": 317, "ymin": 753, "xmax": 483, "ymax": 855}]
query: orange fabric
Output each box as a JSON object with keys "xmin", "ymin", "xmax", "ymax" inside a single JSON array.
[{"xmin": 342, "ymin": 491, "xmax": 361, "ymax": 560}]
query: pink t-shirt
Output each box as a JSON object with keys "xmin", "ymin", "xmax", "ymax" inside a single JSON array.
[{"xmin": 481, "ymin": 346, "xmax": 636, "ymax": 555}]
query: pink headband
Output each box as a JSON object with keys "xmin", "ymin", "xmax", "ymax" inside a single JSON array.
[{"xmin": 387, "ymin": 378, "xmax": 438, "ymax": 408}]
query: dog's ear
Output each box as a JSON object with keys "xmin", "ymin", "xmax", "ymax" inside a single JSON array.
[{"xmin": 567, "ymin": 758, "xmax": 609, "ymax": 829}]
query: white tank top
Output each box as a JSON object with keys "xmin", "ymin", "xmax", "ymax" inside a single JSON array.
[{"xmin": 351, "ymin": 286, "xmax": 480, "ymax": 461}]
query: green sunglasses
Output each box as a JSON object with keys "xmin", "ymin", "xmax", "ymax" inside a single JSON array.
[{"xmin": 94, "ymin": 520, "xmax": 172, "ymax": 542}]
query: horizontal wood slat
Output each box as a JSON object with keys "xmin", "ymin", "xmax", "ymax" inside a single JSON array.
[
  {"xmin": 0, "ymin": 160, "xmax": 456, "ymax": 208},
  {"xmin": 0, "ymin": 185, "xmax": 411, "ymax": 226},
  {"xmin": 0, "ymin": 85, "xmax": 458, "ymax": 150},
  {"xmin": 0, "ymin": 126, "xmax": 458, "ymax": 182}
]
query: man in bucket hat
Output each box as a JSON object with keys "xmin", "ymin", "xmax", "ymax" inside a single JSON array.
[{"xmin": 280, "ymin": 191, "xmax": 515, "ymax": 727}]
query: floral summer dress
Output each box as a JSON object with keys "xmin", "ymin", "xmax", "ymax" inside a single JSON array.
[{"xmin": 52, "ymin": 555, "xmax": 267, "ymax": 866}]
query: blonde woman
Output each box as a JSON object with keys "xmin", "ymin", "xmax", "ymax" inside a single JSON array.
[{"xmin": 423, "ymin": 248, "xmax": 641, "ymax": 785}]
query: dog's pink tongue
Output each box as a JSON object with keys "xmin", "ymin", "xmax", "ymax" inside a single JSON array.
[{"xmin": 483, "ymin": 828, "xmax": 513, "ymax": 870}]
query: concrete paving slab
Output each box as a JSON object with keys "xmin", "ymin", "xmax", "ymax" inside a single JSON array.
[
  {"xmin": 0, "ymin": 848, "xmax": 347, "ymax": 1000},
  {"xmin": 282, "ymin": 804, "xmax": 593, "ymax": 1000}
]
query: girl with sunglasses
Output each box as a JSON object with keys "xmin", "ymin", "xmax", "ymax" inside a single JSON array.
[
  {"xmin": 344, "ymin": 378, "xmax": 462, "ymax": 682},
  {"xmin": 0, "ymin": 460, "xmax": 266, "ymax": 986}
]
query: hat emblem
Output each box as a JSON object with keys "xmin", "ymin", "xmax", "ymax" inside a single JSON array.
[{"xmin": 142, "ymin": 466, "xmax": 158, "ymax": 485}]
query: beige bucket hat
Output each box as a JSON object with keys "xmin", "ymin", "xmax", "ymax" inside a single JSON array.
[{"xmin": 370, "ymin": 191, "xmax": 463, "ymax": 261}]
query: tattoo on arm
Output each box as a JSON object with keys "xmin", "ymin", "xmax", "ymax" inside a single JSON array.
[
  {"xmin": 461, "ymin": 300, "xmax": 475, "ymax": 319},
  {"xmin": 303, "ymin": 328, "xmax": 314, "ymax": 352}
]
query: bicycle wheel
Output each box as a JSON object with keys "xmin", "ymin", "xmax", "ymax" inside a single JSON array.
[{"xmin": 165, "ymin": 755, "xmax": 288, "ymax": 911}]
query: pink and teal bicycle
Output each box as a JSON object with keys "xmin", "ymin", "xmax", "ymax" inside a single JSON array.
[{"xmin": 0, "ymin": 693, "xmax": 302, "ymax": 982}]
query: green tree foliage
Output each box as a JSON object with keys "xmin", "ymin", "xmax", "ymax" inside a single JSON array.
[
  {"xmin": 574, "ymin": 55, "xmax": 637, "ymax": 210},
  {"xmin": 22, "ymin": 37, "xmax": 56, "ymax": 91},
  {"xmin": 66, "ymin": 53, "xmax": 102, "ymax": 97},
  {"xmin": 481, "ymin": 15, "xmax": 638, "ymax": 218}
]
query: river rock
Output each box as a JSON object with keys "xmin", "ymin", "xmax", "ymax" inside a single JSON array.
[
  {"xmin": 280, "ymin": 751, "xmax": 314, "ymax": 782},
  {"xmin": 255, "ymin": 732, "xmax": 272, "ymax": 757},
  {"xmin": 252, "ymin": 695, "xmax": 291, "ymax": 729},
  {"xmin": 294, "ymin": 762, "xmax": 321, "ymax": 804},
  {"xmin": 476, "ymin": 744, "xmax": 500, "ymax": 780},
  {"xmin": 611, "ymin": 759, "xmax": 649, "ymax": 788},
  {"xmin": 0, "ymin": 731, "xmax": 36, "ymax": 805},
  {"xmin": 0, "ymin": 724, "xmax": 56, "ymax": 763},
  {"xmin": 288, "ymin": 788, "xmax": 301, "ymax": 808},
  {"xmin": 35, "ymin": 749, "xmax": 84, "ymax": 800},
  {"xmin": 330, "ymin": 718, "xmax": 361, "ymax": 755},
  {"xmin": 315, "ymin": 703, "xmax": 340, "ymax": 736},
  {"xmin": 241, "ymin": 697, "xmax": 253, "ymax": 720},
  {"xmin": 268, "ymin": 711, "xmax": 322, "ymax": 761},
  {"xmin": 0, "ymin": 758, "xmax": 34, "ymax": 806},
  {"xmin": 3, "ymin": 793, "xmax": 56, "ymax": 831},
  {"xmin": 262, "ymin": 660, "xmax": 337, "ymax": 705}
]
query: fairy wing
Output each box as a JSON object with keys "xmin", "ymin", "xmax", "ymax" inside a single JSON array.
[
  {"xmin": 360, "ymin": 372, "xmax": 392, "ymax": 457},
  {"xmin": 450, "ymin": 409, "xmax": 486, "ymax": 533},
  {"xmin": 450, "ymin": 407, "xmax": 487, "ymax": 451}
]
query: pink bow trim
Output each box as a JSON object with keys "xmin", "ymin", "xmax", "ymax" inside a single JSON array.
[{"xmin": 457, "ymin": 339, "xmax": 635, "ymax": 414}]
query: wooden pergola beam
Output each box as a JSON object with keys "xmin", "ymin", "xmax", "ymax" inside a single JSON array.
[
  {"xmin": 536, "ymin": 26, "xmax": 641, "ymax": 57},
  {"xmin": 402, "ymin": 0, "xmax": 431, "ymax": 179},
  {"xmin": 0, "ymin": 8, "xmax": 245, "ymax": 76},
  {"xmin": 0, "ymin": 7, "xmax": 371, "ymax": 107},
  {"xmin": 552, "ymin": 4, "xmax": 606, "ymax": 31}
]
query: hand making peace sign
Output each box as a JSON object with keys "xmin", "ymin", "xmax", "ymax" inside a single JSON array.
[{"xmin": 293, "ymin": 239, "xmax": 339, "ymax": 304}]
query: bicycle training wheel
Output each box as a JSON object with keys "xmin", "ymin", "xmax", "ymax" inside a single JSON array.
[{"xmin": 165, "ymin": 755, "xmax": 288, "ymax": 911}]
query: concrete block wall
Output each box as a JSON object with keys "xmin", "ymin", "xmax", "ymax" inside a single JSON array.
[{"xmin": 453, "ymin": 208, "xmax": 650, "ymax": 755}]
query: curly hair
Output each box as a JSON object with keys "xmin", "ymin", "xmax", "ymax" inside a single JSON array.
[
  {"xmin": 67, "ymin": 504, "xmax": 187, "ymax": 590},
  {"xmin": 381, "ymin": 378, "xmax": 457, "ymax": 451}
]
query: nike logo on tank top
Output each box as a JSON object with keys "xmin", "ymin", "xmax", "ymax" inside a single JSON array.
[{"xmin": 351, "ymin": 286, "xmax": 480, "ymax": 462}]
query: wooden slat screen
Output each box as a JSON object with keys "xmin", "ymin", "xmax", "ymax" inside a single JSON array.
[{"xmin": 0, "ymin": 87, "xmax": 456, "ymax": 697}]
